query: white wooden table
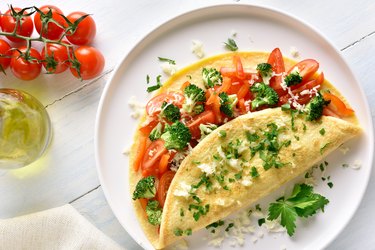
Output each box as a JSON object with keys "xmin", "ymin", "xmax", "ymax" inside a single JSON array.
[{"xmin": 1, "ymin": 1, "xmax": 374, "ymax": 249}]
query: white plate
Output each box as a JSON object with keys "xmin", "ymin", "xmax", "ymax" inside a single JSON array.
[{"xmin": 95, "ymin": 4, "xmax": 373, "ymax": 250}]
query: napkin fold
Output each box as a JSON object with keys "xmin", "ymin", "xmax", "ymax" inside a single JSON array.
[{"xmin": 0, "ymin": 204, "xmax": 124, "ymax": 250}]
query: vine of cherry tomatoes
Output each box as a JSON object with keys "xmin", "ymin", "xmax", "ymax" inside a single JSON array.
[{"xmin": 0, "ymin": 5, "xmax": 105, "ymax": 81}]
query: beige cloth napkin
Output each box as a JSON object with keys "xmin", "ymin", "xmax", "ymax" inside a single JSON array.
[{"xmin": 0, "ymin": 204, "xmax": 125, "ymax": 250}]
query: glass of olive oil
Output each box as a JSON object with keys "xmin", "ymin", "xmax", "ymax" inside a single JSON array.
[{"xmin": 0, "ymin": 89, "xmax": 51, "ymax": 169}]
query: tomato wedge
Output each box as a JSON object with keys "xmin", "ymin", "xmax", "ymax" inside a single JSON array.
[
  {"xmin": 133, "ymin": 134, "xmax": 148, "ymax": 172},
  {"xmin": 159, "ymin": 153, "xmax": 171, "ymax": 175},
  {"xmin": 287, "ymin": 59, "xmax": 319, "ymax": 84},
  {"xmin": 141, "ymin": 139, "xmax": 168, "ymax": 177},
  {"xmin": 322, "ymin": 92, "xmax": 354, "ymax": 117},
  {"xmin": 139, "ymin": 118, "xmax": 159, "ymax": 135},
  {"xmin": 267, "ymin": 48, "xmax": 286, "ymax": 95},
  {"xmin": 146, "ymin": 92, "xmax": 185, "ymax": 116},
  {"xmin": 233, "ymin": 55, "xmax": 245, "ymax": 79},
  {"xmin": 157, "ymin": 171, "xmax": 175, "ymax": 207},
  {"xmin": 187, "ymin": 110, "xmax": 216, "ymax": 139}
]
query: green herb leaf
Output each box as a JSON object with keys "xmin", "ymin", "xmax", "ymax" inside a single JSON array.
[
  {"xmin": 147, "ymin": 75, "xmax": 162, "ymax": 93},
  {"xmin": 267, "ymin": 183, "xmax": 329, "ymax": 236},
  {"xmin": 224, "ymin": 38, "xmax": 238, "ymax": 51},
  {"xmin": 158, "ymin": 57, "xmax": 176, "ymax": 65},
  {"xmin": 319, "ymin": 128, "xmax": 326, "ymax": 136}
]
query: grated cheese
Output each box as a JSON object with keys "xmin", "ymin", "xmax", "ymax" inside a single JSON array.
[
  {"xmin": 290, "ymin": 46, "xmax": 300, "ymax": 58},
  {"xmin": 161, "ymin": 62, "xmax": 178, "ymax": 76},
  {"xmin": 197, "ymin": 163, "xmax": 216, "ymax": 176},
  {"xmin": 191, "ymin": 40, "xmax": 205, "ymax": 58},
  {"xmin": 173, "ymin": 182, "xmax": 192, "ymax": 198},
  {"xmin": 128, "ymin": 96, "xmax": 145, "ymax": 119}
]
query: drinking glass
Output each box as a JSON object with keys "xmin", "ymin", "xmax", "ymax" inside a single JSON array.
[{"xmin": 0, "ymin": 88, "xmax": 51, "ymax": 169}]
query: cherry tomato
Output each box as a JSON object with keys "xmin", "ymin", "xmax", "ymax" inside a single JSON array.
[
  {"xmin": 287, "ymin": 59, "xmax": 319, "ymax": 84},
  {"xmin": 187, "ymin": 110, "xmax": 216, "ymax": 139},
  {"xmin": 145, "ymin": 92, "xmax": 185, "ymax": 116},
  {"xmin": 34, "ymin": 5, "xmax": 67, "ymax": 40},
  {"xmin": 157, "ymin": 171, "xmax": 175, "ymax": 207},
  {"xmin": 1, "ymin": 7, "xmax": 33, "ymax": 43},
  {"xmin": 0, "ymin": 39, "xmax": 12, "ymax": 70},
  {"xmin": 279, "ymin": 72, "xmax": 324, "ymax": 105},
  {"xmin": 10, "ymin": 46, "xmax": 42, "ymax": 81},
  {"xmin": 70, "ymin": 46, "xmax": 105, "ymax": 80},
  {"xmin": 267, "ymin": 48, "xmax": 286, "ymax": 96},
  {"xmin": 66, "ymin": 12, "xmax": 96, "ymax": 45},
  {"xmin": 322, "ymin": 92, "xmax": 354, "ymax": 117},
  {"xmin": 41, "ymin": 42, "xmax": 70, "ymax": 74},
  {"xmin": 141, "ymin": 139, "xmax": 168, "ymax": 177}
]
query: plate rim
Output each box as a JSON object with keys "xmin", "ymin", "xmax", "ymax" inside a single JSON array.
[{"xmin": 94, "ymin": 3, "xmax": 374, "ymax": 249}]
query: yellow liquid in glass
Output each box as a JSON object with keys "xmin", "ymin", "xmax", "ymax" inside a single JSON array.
[{"xmin": 0, "ymin": 89, "xmax": 51, "ymax": 169}]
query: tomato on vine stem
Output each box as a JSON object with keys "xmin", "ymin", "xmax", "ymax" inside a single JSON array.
[
  {"xmin": 41, "ymin": 42, "xmax": 70, "ymax": 74},
  {"xmin": 1, "ymin": 7, "xmax": 34, "ymax": 43},
  {"xmin": 0, "ymin": 39, "xmax": 12, "ymax": 71},
  {"xmin": 10, "ymin": 46, "xmax": 42, "ymax": 81},
  {"xmin": 34, "ymin": 5, "xmax": 67, "ymax": 40},
  {"xmin": 65, "ymin": 11, "xmax": 96, "ymax": 45},
  {"xmin": 70, "ymin": 46, "xmax": 104, "ymax": 80}
]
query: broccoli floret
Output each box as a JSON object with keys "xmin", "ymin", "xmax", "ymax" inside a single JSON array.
[
  {"xmin": 161, "ymin": 121, "xmax": 192, "ymax": 150},
  {"xmin": 219, "ymin": 92, "xmax": 238, "ymax": 118},
  {"xmin": 161, "ymin": 101, "xmax": 181, "ymax": 122},
  {"xmin": 192, "ymin": 104, "xmax": 205, "ymax": 115},
  {"xmin": 250, "ymin": 82, "xmax": 279, "ymax": 110},
  {"xmin": 182, "ymin": 84, "xmax": 206, "ymax": 115},
  {"xmin": 202, "ymin": 68, "xmax": 222, "ymax": 88},
  {"xmin": 149, "ymin": 122, "xmax": 163, "ymax": 141},
  {"xmin": 304, "ymin": 93, "xmax": 330, "ymax": 121},
  {"xmin": 284, "ymin": 71, "xmax": 302, "ymax": 87},
  {"xmin": 199, "ymin": 123, "xmax": 218, "ymax": 140},
  {"xmin": 132, "ymin": 176, "xmax": 156, "ymax": 200},
  {"xmin": 256, "ymin": 63, "xmax": 273, "ymax": 85},
  {"xmin": 146, "ymin": 200, "xmax": 162, "ymax": 226}
]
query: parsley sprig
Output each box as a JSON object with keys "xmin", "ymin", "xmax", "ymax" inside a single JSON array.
[{"xmin": 267, "ymin": 183, "xmax": 329, "ymax": 236}]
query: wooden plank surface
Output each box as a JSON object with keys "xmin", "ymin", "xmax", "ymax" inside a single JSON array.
[{"xmin": 0, "ymin": 0, "xmax": 374, "ymax": 249}]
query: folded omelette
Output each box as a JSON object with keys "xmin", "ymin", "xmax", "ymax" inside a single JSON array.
[
  {"xmin": 129, "ymin": 50, "xmax": 361, "ymax": 249},
  {"xmin": 158, "ymin": 107, "xmax": 360, "ymax": 248}
]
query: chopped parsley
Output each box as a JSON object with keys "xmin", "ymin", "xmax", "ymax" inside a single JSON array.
[
  {"xmin": 225, "ymin": 222, "xmax": 235, "ymax": 232},
  {"xmin": 191, "ymin": 174, "xmax": 213, "ymax": 191},
  {"xmin": 219, "ymin": 130, "xmax": 227, "ymax": 138},
  {"xmin": 234, "ymin": 171, "xmax": 243, "ymax": 180},
  {"xmin": 255, "ymin": 204, "xmax": 262, "ymax": 211},
  {"xmin": 320, "ymin": 142, "xmax": 331, "ymax": 155},
  {"xmin": 158, "ymin": 56, "xmax": 176, "ymax": 65},
  {"xmin": 146, "ymin": 75, "xmax": 162, "ymax": 92},
  {"xmin": 327, "ymin": 182, "xmax": 334, "ymax": 188},
  {"xmin": 258, "ymin": 218, "xmax": 266, "ymax": 226},
  {"xmin": 173, "ymin": 228, "xmax": 192, "ymax": 236},
  {"xmin": 206, "ymin": 220, "xmax": 225, "ymax": 230},
  {"xmin": 250, "ymin": 167, "xmax": 259, "ymax": 178},
  {"xmin": 319, "ymin": 128, "xmax": 326, "ymax": 136},
  {"xmin": 224, "ymin": 38, "xmax": 238, "ymax": 51},
  {"xmin": 267, "ymin": 183, "xmax": 329, "ymax": 236},
  {"xmin": 189, "ymin": 204, "xmax": 210, "ymax": 221}
]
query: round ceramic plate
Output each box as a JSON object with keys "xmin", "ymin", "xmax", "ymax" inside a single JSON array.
[{"xmin": 95, "ymin": 4, "xmax": 373, "ymax": 250}]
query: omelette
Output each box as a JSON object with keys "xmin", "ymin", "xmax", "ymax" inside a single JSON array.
[{"xmin": 129, "ymin": 49, "xmax": 361, "ymax": 249}]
